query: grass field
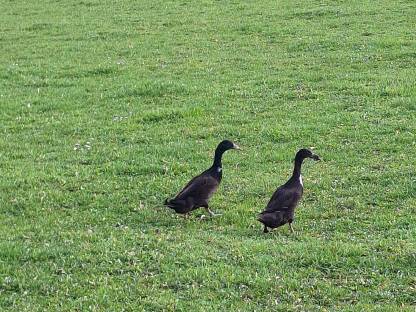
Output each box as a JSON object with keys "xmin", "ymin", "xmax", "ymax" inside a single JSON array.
[{"xmin": 1, "ymin": 0, "xmax": 415, "ymax": 310}]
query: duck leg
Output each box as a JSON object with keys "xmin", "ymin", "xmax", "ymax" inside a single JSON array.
[
  {"xmin": 181, "ymin": 213, "xmax": 190, "ymax": 219},
  {"xmin": 202, "ymin": 203, "xmax": 221, "ymax": 217},
  {"xmin": 263, "ymin": 225, "xmax": 269, "ymax": 233},
  {"xmin": 205, "ymin": 207, "xmax": 222, "ymax": 217},
  {"xmin": 288, "ymin": 222, "xmax": 295, "ymax": 234}
]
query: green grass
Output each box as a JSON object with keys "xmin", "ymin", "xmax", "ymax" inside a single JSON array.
[{"xmin": 1, "ymin": 0, "xmax": 415, "ymax": 310}]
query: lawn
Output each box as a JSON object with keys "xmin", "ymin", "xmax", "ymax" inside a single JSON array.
[{"xmin": 0, "ymin": 0, "xmax": 415, "ymax": 310}]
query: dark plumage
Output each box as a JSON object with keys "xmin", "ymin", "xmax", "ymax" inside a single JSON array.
[
  {"xmin": 164, "ymin": 140, "xmax": 240, "ymax": 216},
  {"xmin": 258, "ymin": 149, "xmax": 320, "ymax": 233}
]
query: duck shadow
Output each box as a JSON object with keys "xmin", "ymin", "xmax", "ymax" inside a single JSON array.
[
  {"xmin": 225, "ymin": 224, "xmax": 304, "ymax": 241},
  {"xmin": 131, "ymin": 205, "xmax": 219, "ymax": 230},
  {"xmin": 128, "ymin": 203, "xmax": 302, "ymax": 240}
]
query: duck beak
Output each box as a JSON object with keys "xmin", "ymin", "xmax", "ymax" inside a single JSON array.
[
  {"xmin": 233, "ymin": 143, "xmax": 241, "ymax": 150},
  {"xmin": 311, "ymin": 154, "xmax": 321, "ymax": 161}
]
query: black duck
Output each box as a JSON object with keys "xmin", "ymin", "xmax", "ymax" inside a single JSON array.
[
  {"xmin": 165, "ymin": 140, "xmax": 240, "ymax": 216},
  {"xmin": 258, "ymin": 149, "xmax": 320, "ymax": 233}
]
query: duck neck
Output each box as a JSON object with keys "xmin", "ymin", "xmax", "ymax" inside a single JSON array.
[
  {"xmin": 292, "ymin": 157, "xmax": 304, "ymax": 178},
  {"xmin": 212, "ymin": 148, "xmax": 224, "ymax": 169}
]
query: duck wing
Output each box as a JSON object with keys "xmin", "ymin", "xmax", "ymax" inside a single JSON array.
[
  {"xmin": 175, "ymin": 172, "xmax": 220, "ymax": 201},
  {"xmin": 261, "ymin": 186, "xmax": 302, "ymax": 214}
]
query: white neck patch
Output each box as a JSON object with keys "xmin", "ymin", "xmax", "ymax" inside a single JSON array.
[
  {"xmin": 217, "ymin": 167, "xmax": 222, "ymax": 173},
  {"xmin": 299, "ymin": 175, "xmax": 303, "ymax": 187}
]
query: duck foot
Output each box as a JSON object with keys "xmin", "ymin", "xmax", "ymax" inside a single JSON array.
[
  {"xmin": 263, "ymin": 226, "xmax": 269, "ymax": 233},
  {"xmin": 205, "ymin": 207, "xmax": 221, "ymax": 217}
]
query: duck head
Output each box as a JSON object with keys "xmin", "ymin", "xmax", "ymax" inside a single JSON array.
[
  {"xmin": 295, "ymin": 148, "xmax": 320, "ymax": 162},
  {"xmin": 216, "ymin": 140, "xmax": 240, "ymax": 152},
  {"xmin": 292, "ymin": 148, "xmax": 320, "ymax": 178}
]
